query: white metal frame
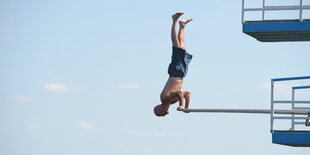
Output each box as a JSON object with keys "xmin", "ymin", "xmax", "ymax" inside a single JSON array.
[
  {"xmin": 291, "ymin": 86, "xmax": 310, "ymax": 130},
  {"xmin": 242, "ymin": 0, "xmax": 310, "ymax": 23},
  {"xmin": 270, "ymin": 76, "xmax": 310, "ymax": 132}
]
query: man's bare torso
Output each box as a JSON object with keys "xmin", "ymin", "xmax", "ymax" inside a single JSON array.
[{"xmin": 160, "ymin": 77, "xmax": 183, "ymax": 103}]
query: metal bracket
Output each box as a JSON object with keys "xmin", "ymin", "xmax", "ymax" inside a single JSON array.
[{"xmin": 306, "ymin": 113, "xmax": 310, "ymax": 126}]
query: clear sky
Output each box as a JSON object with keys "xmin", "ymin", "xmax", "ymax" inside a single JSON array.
[{"xmin": 1, "ymin": 0, "xmax": 310, "ymax": 155}]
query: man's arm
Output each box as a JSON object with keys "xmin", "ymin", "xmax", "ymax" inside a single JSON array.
[
  {"xmin": 176, "ymin": 90, "xmax": 184, "ymax": 111},
  {"xmin": 183, "ymin": 91, "xmax": 191, "ymax": 109}
]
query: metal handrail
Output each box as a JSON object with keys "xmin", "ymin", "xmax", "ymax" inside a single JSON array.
[
  {"xmin": 273, "ymin": 100, "xmax": 310, "ymax": 104},
  {"xmin": 291, "ymin": 85, "xmax": 310, "ymax": 130},
  {"xmin": 272, "ymin": 76, "xmax": 310, "ymax": 82},
  {"xmin": 270, "ymin": 76, "xmax": 310, "ymax": 132},
  {"xmin": 293, "ymin": 85, "xmax": 310, "ymax": 89},
  {"xmin": 242, "ymin": 0, "xmax": 310, "ymax": 22},
  {"xmin": 274, "ymin": 116, "xmax": 310, "ymax": 120}
]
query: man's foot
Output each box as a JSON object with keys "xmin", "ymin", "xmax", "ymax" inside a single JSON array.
[
  {"xmin": 172, "ymin": 12, "xmax": 184, "ymax": 21},
  {"xmin": 179, "ymin": 18, "xmax": 193, "ymax": 27},
  {"xmin": 177, "ymin": 106, "xmax": 184, "ymax": 111}
]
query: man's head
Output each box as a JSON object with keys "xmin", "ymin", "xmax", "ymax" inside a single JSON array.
[{"xmin": 154, "ymin": 104, "xmax": 169, "ymax": 117}]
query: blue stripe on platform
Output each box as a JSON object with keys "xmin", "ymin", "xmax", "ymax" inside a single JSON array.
[
  {"xmin": 272, "ymin": 131, "xmax": 310, "ymax": 147},
  {"xmin": 243, "ymin": 21, "xmax": 310, "ymax": 33}
]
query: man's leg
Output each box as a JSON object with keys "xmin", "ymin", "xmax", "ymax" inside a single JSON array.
[
  {"xmin": 171, "ymin": 12, "xmax": 184, "ymax": 47},
  {"xmin": 178, "ymin": 18, "xmax": 193, "ymax": 49}
]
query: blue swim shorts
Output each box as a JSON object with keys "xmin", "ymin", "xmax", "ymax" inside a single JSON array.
[{"xmin": 168, "ymin": 46, "xmax": 193, "ymax": 77}]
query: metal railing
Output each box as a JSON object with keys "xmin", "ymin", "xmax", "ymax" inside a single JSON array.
[
  {"xmin": 270, "ymin": 76, "xmax": 310, "ymax": 132},
  {"xmin": 291, "ymin": 85, "xmax": 310, "ymax": 130},
  {"xmin": 242, "ymin": 0, "xmax": 310, "ymax": 22}
]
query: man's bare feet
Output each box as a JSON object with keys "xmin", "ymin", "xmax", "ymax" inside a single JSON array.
[
  {"xmin": 172, "ymin": 12, "xmax": 184, "ymax": 21},
  {"xmin": 179, "ymin": 18, "xmax": 193, "ymax": 27}
]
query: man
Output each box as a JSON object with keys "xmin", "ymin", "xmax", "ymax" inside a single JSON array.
[{"xmin": 154, "ymin": 12, "xmax": 193, "ymax": 117}]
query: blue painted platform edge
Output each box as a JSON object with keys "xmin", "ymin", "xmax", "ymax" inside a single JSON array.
[
  {"xmin": 243, "ymin": 21, "xmax": 310, "ymax": 33},
  {"xmin": 272, "ymin": 131, "xmax": 310, "ymax": 147},
  {"xmin": 293, "ymin": 86, "xmax": 310, "ymax": 89},
  {"xmin": 271, "ymin": 76, "xmax": 310, "ymax": 82}
]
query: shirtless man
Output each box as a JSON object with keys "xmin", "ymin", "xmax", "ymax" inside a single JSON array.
[{"xmin": 154, "ymin": 12, "xmax": 193, "ymax": 117}]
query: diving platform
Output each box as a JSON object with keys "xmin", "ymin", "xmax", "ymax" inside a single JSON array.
[
  {"xmin": 243, "ymin": 20, "xmax": 310, "ymax": 42},
  {"xmin": 183, "ymin": 76, "xmax": 310, "ymax": 147},
  {"xmin": 242, "ymin": 0, "xmax": 310, "ymax": 42}
]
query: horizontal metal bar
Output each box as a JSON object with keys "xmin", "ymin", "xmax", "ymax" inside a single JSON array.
[
  {"xmin": 303, "ymin": 5, "xmax": 310, "ymax": 9},
  {"xmin": 183, "ymin": 109, "xmax": 310, "ymax": 115},
  {"xmin": 267, "ymin": 6, "xmax": 300, "ymax": 11},
  {"xmin": 293, "ymin": 85, "xmax": 310, "ymax": 89},
  {"xmin": 273, "ymin": 116, "xmax": 310, "ymax": 119},
  {"xmin": 183, "ymin": 109, "xmax": 270, "ymax": 114},
  {"xmin": 244, "ymin": 8, "xmax": 267, "ymax": 11},
  {"xmin": 294, "ymin": 122, "xmax": 306, "ymax": 125},
  {"xmin": 244, "ymin": 5, "xmax": 310, "ymax": 11},
  {"xmin": 273, "ymin": 100, "xmax": 310, "ymax": 104},
  {"xmin": 273, "ymin": 110, "xmax": 310, "ymax": 115},
  {"xmin": 265, "ymin": 6, "xmax": 300, "ymax": 10},
  {"xmin": 272, "ymin": 76, "xmax": 310, "ymax": 82},
  {"xmin": 293, "ymin": 107, "xmax": 310, "ymax": 109}
]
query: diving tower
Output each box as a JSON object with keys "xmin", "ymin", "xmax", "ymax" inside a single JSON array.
[
  {"xmin": 242, "ymin": 0, "xmax": 310, "ymax": 42},
  {"xmin": 183, "ymin": 76, "xmax": 310, "ymax": 147}
]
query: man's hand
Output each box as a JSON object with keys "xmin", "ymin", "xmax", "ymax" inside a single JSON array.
[
  {"xmin": 177, "ymin": 106, "xmax": 184, "ymax": 111},
  {"xmin": 184, "ymin": 91, "xmax": 191, "ymax": 109}
]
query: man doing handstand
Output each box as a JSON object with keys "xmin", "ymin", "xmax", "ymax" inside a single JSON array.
[{"xmin": 154, "ymin": 12, "xmax": 193, "ymax": 117}]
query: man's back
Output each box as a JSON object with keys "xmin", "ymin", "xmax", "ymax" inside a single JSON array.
[{"xmin": 160, "ymin": 77, "xmax": 183, "ymax": 102}]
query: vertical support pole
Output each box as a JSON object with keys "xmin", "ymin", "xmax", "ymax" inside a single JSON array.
[
  {"xmin": 270, "ymin": 80, "xmax": 275, "ymax": 132},
  {"xmin": 291, "ymin": 88, "xmax": 296, "ymax": 131},
  {"xmin": 262, "ymin": 0, "xmax": 266, "ymax": 21},
  {"xmin": 242, "ymin": 0, "xmax": 245, "ymax": 23},
  {"xmin": 299, "ymin": 0, "xmax": 303, "ymax": 21}
]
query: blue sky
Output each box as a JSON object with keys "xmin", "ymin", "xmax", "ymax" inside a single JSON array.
[{"xmin": 1, "ymin": 0, "xmax": 310, "ymax": 155}]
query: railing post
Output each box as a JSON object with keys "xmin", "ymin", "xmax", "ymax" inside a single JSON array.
[
  {"xmin": 291, "ymin": 88, "xmax": 296, "ymax": 131},
  {"xmin": 299, "ymin": 0, "xmax": 303, "ymax": 21},
  {"xmin": 270, "ymin": 80, "xmax": 274, "ymax": 132},
  {"xmin": 262, "ymin": 0, "xmax": 266, "ymax": 21},
  {"xmin": 242, "ymin": 0, "xmax": 245, "ymax": 23}
]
